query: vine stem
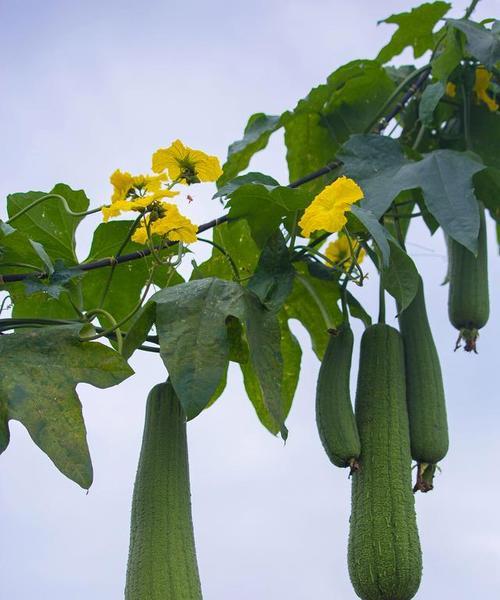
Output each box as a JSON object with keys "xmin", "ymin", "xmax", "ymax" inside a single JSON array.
[
  {"xmin": 378, "ymin": 270, "xmax": 386, "ymax": 325},
  {"xmin": 295, "ymin": 273, "xmax": 333, "ymax": 330},
  {"xmin": 464, "ymin": 0, "xmax": 481, "ymax": 19},
  {"xmin": 197, "ymin": 237, "xmax": 240, "ymax": 281},
  {"xmin": 6, "ymin": 193, "xmax": 102, "ymax": 224}
]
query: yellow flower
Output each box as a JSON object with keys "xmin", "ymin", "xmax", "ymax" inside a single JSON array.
[
  {"xmin": 131, "ymin": 202, "xmax": 198, "ymax": 245},
  {"xmin": 325, "ymin": 235, "xmax": 365, "ymax": 271},
  {"xmin": 152, "ymin": 139, "xmax": 223, "ymax": 184},
  {"xmin": 474, "ymin": 67, "xmax": 498, "ymax": 112},
  {"xmin": 109, "ymin": 169, "xmax": 168, "ymax": 203},
  {"xmin": 299, "ymin": 176, "xmax": 364, "ymax": 238},
  {"xmin": 445, "ymin": 82, "xmax": 457, "ymax": 98}
]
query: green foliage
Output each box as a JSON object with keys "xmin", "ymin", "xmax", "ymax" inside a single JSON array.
[
  {"xmin": 419, "ymin": 81, "xmax": 446, "ymax": 126},
  {"xmin": 24, "ymin": 259, "xmax": 83, "ymax": 299},
  {"xmin": 339, "ymin": 134, "xmax": 486, "ymax": 252},
  {"xmin": 376, "ymin": 2, "xmax": 451, "ymax": 64},
  {"xmin": 0, "ymin": 324, "xmax": 133, "ymax": 488},
  {"xmin": 7, "ymin": 184, "xmax": 89, "ymax": 264},
  {"xmin": 447, "ymin": 18, "xmax": 500, "ymax": 69},
  {"xmin": 226, "ymin": 183, "xmax": 310, "ymax": 247},
  {"xmin": 219, "ymin": 113, "xmax": 282, "ymax": 186},
  {"xmin": 247, "ymin": 232, "xmax": 295, "ymax": 313}
]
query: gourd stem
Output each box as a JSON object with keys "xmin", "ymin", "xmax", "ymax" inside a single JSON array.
[{"xmin": 378, "ymin": 270, "xmax": 386, "ymax": 325}]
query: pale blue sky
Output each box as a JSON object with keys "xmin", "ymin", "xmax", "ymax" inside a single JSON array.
[{"xmin": 1, "ymin": 1, "xmax": 498, "ymax": 599}]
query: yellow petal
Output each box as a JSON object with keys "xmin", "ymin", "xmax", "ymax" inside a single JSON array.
[
  {"xmin": 299, "ymin": 177, "xmax": 364, "ymax": 237},
  {"xmin": 445, "ymin": 82, "xmax": 457, "ymax": 98},
  {"xmin": 474, "ymin": 67, "xmax": 499, "ymax": 112}
]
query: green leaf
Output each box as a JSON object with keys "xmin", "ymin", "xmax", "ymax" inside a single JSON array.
[
  {"xmin": 350, "ymin": 205, "xmax": 391, "ymax": 267},
  {"xmin": 283, "ymin": 263, "xmax": 342, "ymax": 359},
  {"xmin": 376, "ymin": 2, "xmax": 451, "ymax": 64},
  {"xmin": 226, "ymin": 316, "xmax": 249, "ymax": 364},
  {"xmin": 7, "ymin": 184, "xmax": 90, "ymax": 264},
  {"xmin": 419, "ymin": 81, "xmax": 446, "ymax": 126},
  {"xmin": 0, "ymin": 222, "xmax": 53, "ymax": 275},
  {"xmin": 0, "ymin": 324, "xmax": 133, "ymax": 488},
  {"xmin": 243, "ymin": 294, "xmax": 285, "ymax": 430},
  {"xmin": 432, "ymin": 25, "xmax": 464, "ymax": 81},
  {"xmin": 240, "ymin": 311, "xmax": 300, "ymax": 436},
  {"xmin": 447, "ymin": 18, "xmax": 500, "ymax": 70},
  {"xmin": 152, "ymin": 278, "xmax": 246, "ymax": 420},
  {"xmin": 24, "ymin": 259, "xmax": 83, "ymax": 299},
  {"xmin": 247, "ymin": 232, "xmax": 295, "ymax": 313},
  {"xmin": 470, "ymin": 105, "xmax": 500, "ymax": 169},
  {"xmin": 339, "ymin": 135, "xmax": 486, "ymax": 252},
  {"xmin": 382, "ymin": 242, "xmax": 419, "ymax": 311},
  {"xmin": 213, "ymin": 172, "xmax": 279, "ymax": 199},
  {"xmin": 219, "ymin": 113, "xmax": 282, "ymax": 186},
  {"xmin": 227, "ymin": 184, "xmax": 310, "ymax": 247}
]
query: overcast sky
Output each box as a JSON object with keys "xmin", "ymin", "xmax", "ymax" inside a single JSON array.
[{"xmin": 1, "ymin": 1, "xmax": 498, "ymax": 599}]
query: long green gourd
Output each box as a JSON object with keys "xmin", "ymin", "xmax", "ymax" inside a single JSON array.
[
  {"xmin": 125, "ymin": 380, "xmax": 203, "ymax": 600},
  {"xmin": 315, "ymin": 323, "xmax": 360, "ymax": 471},
  {"xmin": 399, "ymin": 276, "xmax": 449, "ymax": 492},
  {"xmin": 448, "ymin": 204, "xmax": 489, "ymax": 352},
  {"xmin": 348, "ymin": 324, "xmax": 422, "ymax": 600}
]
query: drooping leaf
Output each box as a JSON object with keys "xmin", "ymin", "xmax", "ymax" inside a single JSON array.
[
  {"xmin": 447, "ymin": 18, "xmax": 500, "ymax": 70},
  {"xmin": 350, "ymin": 205, "xmax": 391, "ymax": 267},
  {"xmin": 474, "ymin": 168, "xmax": 500, "ymax": 227},
  {"xmin": 148, "ymin": 277, "xmax": 290, "ymax": 432},
  {"xmin": 7, "ymin": 184, "xmax": 90, "ymax": 264},
  {"xmin": 0, "ymin": 324, "xmax": 133, "ymax": 488},
  {"xmin": 247, "ymin": 231, "xmax": 295, "ymax": 313},
  {"xmin": 419, "ymin": 81, "xmax": 446, "ymax": 126},
  {"xmin": 219, "ymin": 113, "xmax": 282, "ymax": 186},
  {"xmin": 382, "ymin": 242, "xmax": 419, "ymax": 311},
  {"xmin": 339, "ymin": 134, "xmax": 486, "ymax": 252},
  {"xmin": 240, "ymin": 311, "xmax": 300, "ymax": 436},
  {"xmin": 283, "ymin": 263, "xmax": 342, "ymax": 359},
  {"xmin": 243, "ymin": 294, "xmax": 285, "ymax": 430},
  {"xmin": 376, "ymin": 2, "xmax": 451, "ymax": 64},
  {"xmin": 0, "ymin": 222, "xmax": 53, "ymax": 275},
  {"xmin": 152, "ymin": 278, "xmax": 246, "ymax": 420}
]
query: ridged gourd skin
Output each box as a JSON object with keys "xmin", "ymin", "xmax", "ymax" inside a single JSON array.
[
  {"xmin": 348, "ymin": 324, "xmax": 422, "ymax": 600},
  {"xmin": 125, "ymin": 381, "xmax": 203, "ymax": 600},
  {"xmin": 315, "ymin": 324, "xmax": 361, "ymax": 469},
  {"xmin": 399, "ymin": 276, "xmax": 449, "ymax": 491},
  {"xmin": 448, "ymin": 204, "xmax": 489, "ymax": 352}
]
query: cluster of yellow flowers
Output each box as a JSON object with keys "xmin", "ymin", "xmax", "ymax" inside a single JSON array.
[
  {"xmin": 102, "ymin": 140, "xmax": 222, "ymax": 245},
  {"xmin": 446, "ymin": 66, "xmax": 498, "ymax": 112}
]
